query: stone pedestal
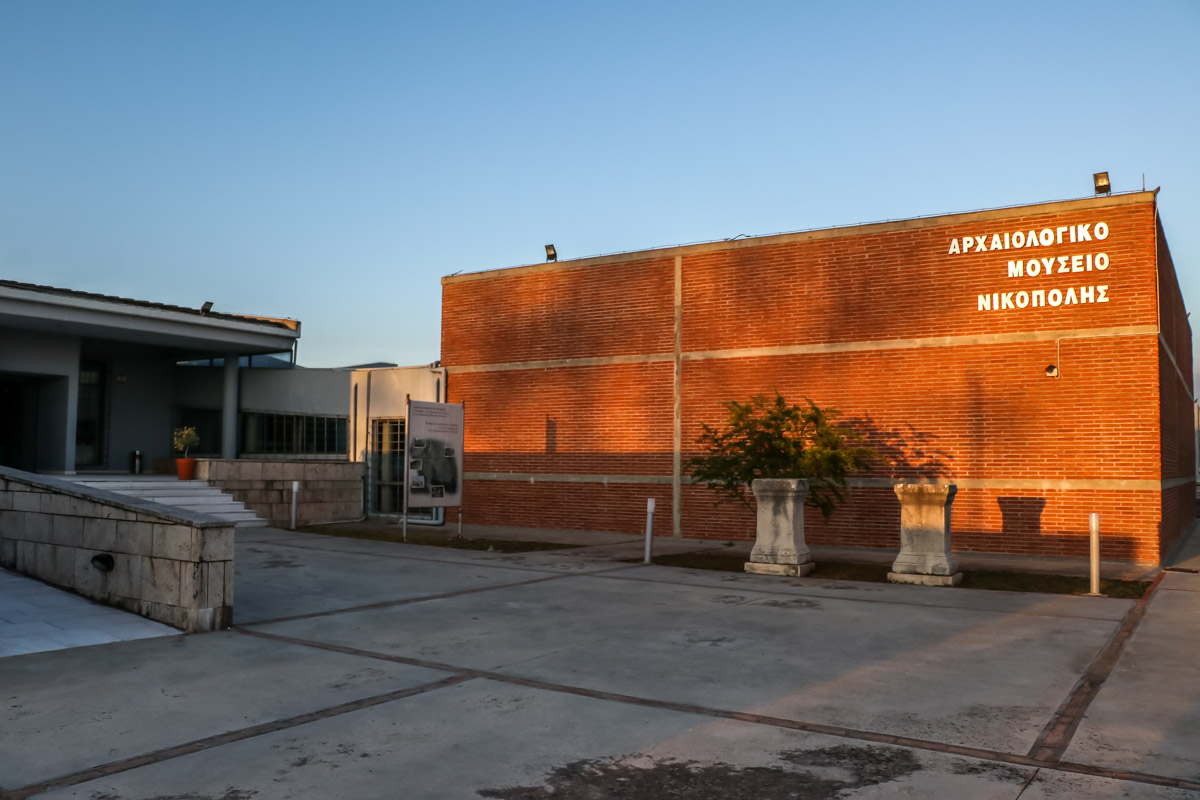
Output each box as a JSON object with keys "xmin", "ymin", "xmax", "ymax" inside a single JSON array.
[
  {"xmin": 889, "ymin": 483, "xmax": 962, "ymax": 586},
  {"xmin": 744, "ymin": 478, "xmax": 815, "ymax": 577}
]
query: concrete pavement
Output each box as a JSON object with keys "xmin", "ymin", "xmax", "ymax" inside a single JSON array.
[
  {"xmin": 0, "ymin": 567, "xmax": 177, "ymax": 658},
  {"xmin": 1, "ymin": 526, "xmax": 1197, "ymax": 798}
]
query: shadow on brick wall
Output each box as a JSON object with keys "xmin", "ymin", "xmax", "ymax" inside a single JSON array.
[
  {"xmin": 843, "ymin": 415, "xmax": 953, "ymax": 481},
  {"xmin": 998, "ymin": 496, "xmax": 1047, "ymax": 537}
]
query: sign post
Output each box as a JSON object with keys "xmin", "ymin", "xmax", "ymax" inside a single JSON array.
[{"xmin": 405, "ymin": 400, "xmax": 465, "ymax": 537}]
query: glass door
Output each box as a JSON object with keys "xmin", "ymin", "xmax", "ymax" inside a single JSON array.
[{"xmin": 75, "ymin": 361, "xmax": 106, "ymax": 469}]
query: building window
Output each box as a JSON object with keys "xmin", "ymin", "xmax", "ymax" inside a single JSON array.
[
  {"xmin": 240, "ymin": 412, "xmax": 348, "ymax": 456},
  {"xmin": 174, "ymin": 407, "xmax": 222, "ymax": 456}
]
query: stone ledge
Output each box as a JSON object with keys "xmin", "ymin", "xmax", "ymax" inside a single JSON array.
[
  {"xmin": 888, "ymin": 571, "xmax": 963, "ymax": 586},
  {"xmin": 745, "ymin": 561, "xmax": 816, "ymax": 577},
  {"xmin": 0, "ymin": 466, "xmax": 232, "ymax": 529}
]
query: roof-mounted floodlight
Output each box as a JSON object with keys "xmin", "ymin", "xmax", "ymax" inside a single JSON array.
[
  {"xmin": 545, "ymin": 244, "xmax": 557, "ymax": 262},
  {"xmin": 1093, "ymin": 172, "xmax": 1111, "ymax": 195},
  {"xmin": 200, "ymin": 301, "xmax": 214, "ymax": 315}
]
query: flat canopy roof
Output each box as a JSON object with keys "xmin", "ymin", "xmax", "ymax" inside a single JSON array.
[{"xmin": 0, "ymin": 280, "xmax": 301, "ymax": 358}]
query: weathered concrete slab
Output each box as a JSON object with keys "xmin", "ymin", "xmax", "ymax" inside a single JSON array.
[
  {"xmin": 233, "ymin": 533, "xmax": 612, "ymax": 624},
  {"xmin": 30, "ymin": 679, "xmax": 1194, "ymax": 800},
  {"xmin": 4, "ymin": 529, "xmax": 1196, "ymax": 799},
  {"xmin": 22, "ymin": 680, "xmax": 1038, "ymax": 800},
  {"xmin": 253, "ymin": 570, "xmax": 1122, "ymax": 754},
  {"xmin": 1063, "ymin": 573, "xmax": 1200, "ymax": 781},
  {"xmin": 0, "ymin": 630, "xmax": 451, "ymax": 789},
  {"xmin": 609, "ymin": 563, "xmax": 1135, "ymax": 621}
]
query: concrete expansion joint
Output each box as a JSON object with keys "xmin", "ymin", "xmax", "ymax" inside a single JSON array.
[
  {"xmin": 1025, "ymin": 571, "xmax": 1166, "ymax": 765},
  {"xmin": 225, "ymin": 626, "xmax": 1200, "ymax": 796}
]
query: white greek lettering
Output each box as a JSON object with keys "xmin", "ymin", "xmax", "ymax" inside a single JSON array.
[
  {"xmin": 1008, "ymin": 260, "xmax": 1024, "ymax": 278},
  {"xmin": 1071, "ymin": 254, "xmax": 1083, "ymax": 272},
  {"xmin": 978, "ymin": 294, "xmax": 991, "ymax": 311},
  {"xmin": 1015, "ymin": 290, "xmax": 1029, "ymax": 308},
  {"xmin": 1048, "ymin": 289, "xmax": 1063, "ymax": 306},
  {"xmin": 948, "ymin": 239, "xmax": 961, "ymax": 255},
  {"xmin": 1056, "ymin": 226, "xmax": 1069, "ymax": 244},
  {"xmin": 1056, "ymin": 255, "xmax": 1069, "ymax": 273},
  {"xmin": 1095, "ymin": 252, "xmax": 1109, "ymax": 270},
  {"xmin": 1077, "ymin": 223, "xmax": 1092, "ymax": 241},
  {"xmin": 1032, "ymin": 289, "xmax": 1046, "ymax": 307},
  {"xmin": 1039, "ymin": 228, "xmax": 1054, "ymax": 246},
  {"xmin": 974, "ymin": 235, "xmax": 987, "ymax": 252},
  {"xmin": 1095, "ymin": 221, "xmax": 1109, "ymax": 240},
  {"xmin": 990, "ymin": 233, "xmax": 1003, "ymax": 251},
  {"xmin": 1001, "ymin": 292, "xmax": 1015, "ymax": 309},
  {"xmin": 1080, "ymin": 285, "xmax": 1095, "ymax": 303},
  {"xmin": 1097, "ymin": 285, "xmax": 1108, "ymax": 302},
  {"xmin": 1065, "ymin": 287, "xmax": 1078, "ymax": 305},
  {"xmin": 1012, "ymin": 231, "xmax": 1026, "ymax": 247}
]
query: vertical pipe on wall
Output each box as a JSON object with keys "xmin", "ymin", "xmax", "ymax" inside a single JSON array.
[
  {"xmin": 402, "ymin": 393, "xmax": 410, "ymax": 543},
  {"xmin": 672, "ymin": 255, "xmax": 683, "ymax": 538},
  {"xmin": 365, "ymin": 371, "xmax": 373, "ymax": 515}
]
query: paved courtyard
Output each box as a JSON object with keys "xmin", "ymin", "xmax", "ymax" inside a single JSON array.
[{"xmin": 1, "ymin": 526, "xmax": 1198, "ymax": 799}]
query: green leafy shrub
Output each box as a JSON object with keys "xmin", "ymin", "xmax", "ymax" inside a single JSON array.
[
  {"xmin": 687, "ymin": 392, "xmax": 875, "ymax": 519},
  {"xmin": 173, "ymin": 426, "xmax": 200, "ymax": 457}
]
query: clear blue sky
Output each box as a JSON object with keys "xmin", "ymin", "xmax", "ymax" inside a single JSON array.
[{"xmin": 2, "ymin": 1, "xmax": 1198, "ymax": 377}]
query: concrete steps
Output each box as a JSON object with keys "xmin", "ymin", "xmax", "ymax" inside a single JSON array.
[{"xmin": 71, "ymin": 478, "xmax": 268, "ymax": 528}]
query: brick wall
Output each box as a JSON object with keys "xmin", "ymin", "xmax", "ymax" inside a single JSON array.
[
  {"xmin": 195, "ymin": 459, "xmax": 364, "ymax": 527},
  {"xmin": 0, "ymin": 466, "xmax": 234, "ymax": 632},
  {"xmin": 442, "ymin": 192, "xmax": 1192, "ymax": 565}
]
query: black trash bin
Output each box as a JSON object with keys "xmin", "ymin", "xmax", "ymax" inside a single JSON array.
[{"xmin": 131, "ymin": 450, "xmax": 143, "ymax": 474}]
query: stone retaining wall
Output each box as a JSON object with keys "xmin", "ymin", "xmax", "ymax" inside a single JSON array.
[
  {"xmin": 194, "ymin": 460, "xmax": 364, "ymax": 527},
  {"xmin": 0, "ymin": 466, "xmax": 234, "ymax": 632}
]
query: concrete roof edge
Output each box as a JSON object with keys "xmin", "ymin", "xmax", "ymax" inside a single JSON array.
[
  {"xmin": 0, "ymin": 280, "xmax": 300, "ymax": 336},
  {"xmin": 441, "ymin": 190, "xmax": 1158, "ymax": 286},
  {"xmin": 0, "ymin": 282, "xmax": 301, "ymax": 341}
]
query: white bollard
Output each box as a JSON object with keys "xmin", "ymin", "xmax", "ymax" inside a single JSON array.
[
  {"xmin": 1088, "ymin": 512, "xmax": 1101, "ymax": 596},
  {"xmin": 291, "ymin": 480, "xmax": 300, "ymax": 530},
  {"xmin": 644, "ymin": 498, "xmax": 656, "ymax": 564}
]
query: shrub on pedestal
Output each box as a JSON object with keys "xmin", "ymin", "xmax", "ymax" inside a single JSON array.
[{"xmin": 688, "ymin": 393, "xmax": 874, "ymax": 575}]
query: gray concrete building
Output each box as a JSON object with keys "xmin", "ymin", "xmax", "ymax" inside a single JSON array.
[{"xmin": 0, "ymin": 279, "xmax": 301, "ymax": 473}]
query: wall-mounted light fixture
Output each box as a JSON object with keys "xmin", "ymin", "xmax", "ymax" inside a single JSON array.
[
  {"xmin": 1093, "ymin": 172, "xmax": 1111, "ymax": 195},
  {"xmin": 1045, "ymin": 364, "xmax": 1060, "ymax": 379},
  {"xmin": 200, "ymin": 301, "xmax": 214, "ymax": 315},
  {"xmin": 545, "ymin": 244, "xmax": 557, "ymax": 262}
]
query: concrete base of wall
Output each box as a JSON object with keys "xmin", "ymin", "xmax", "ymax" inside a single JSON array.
[
  {"xmin": 0, "ymin": 466, "xmax": 234, "ymax": 632},
  {"xmin": 194, "ymin": 460, "xmax": 364, "ymax": 528}
]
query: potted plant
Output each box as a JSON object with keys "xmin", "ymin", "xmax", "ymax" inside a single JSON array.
[
  {"xmin": 173, "ymin": 426, "xmax": 201, "ymax": 480},
  {"xmin": 688, "ymin": 392, "xmax": 874, "ymax": 576}
]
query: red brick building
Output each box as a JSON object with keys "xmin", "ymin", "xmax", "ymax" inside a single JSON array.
[{"xmin": 441, "ymin": 190, "xmax": 1195, "ymax": 565}]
